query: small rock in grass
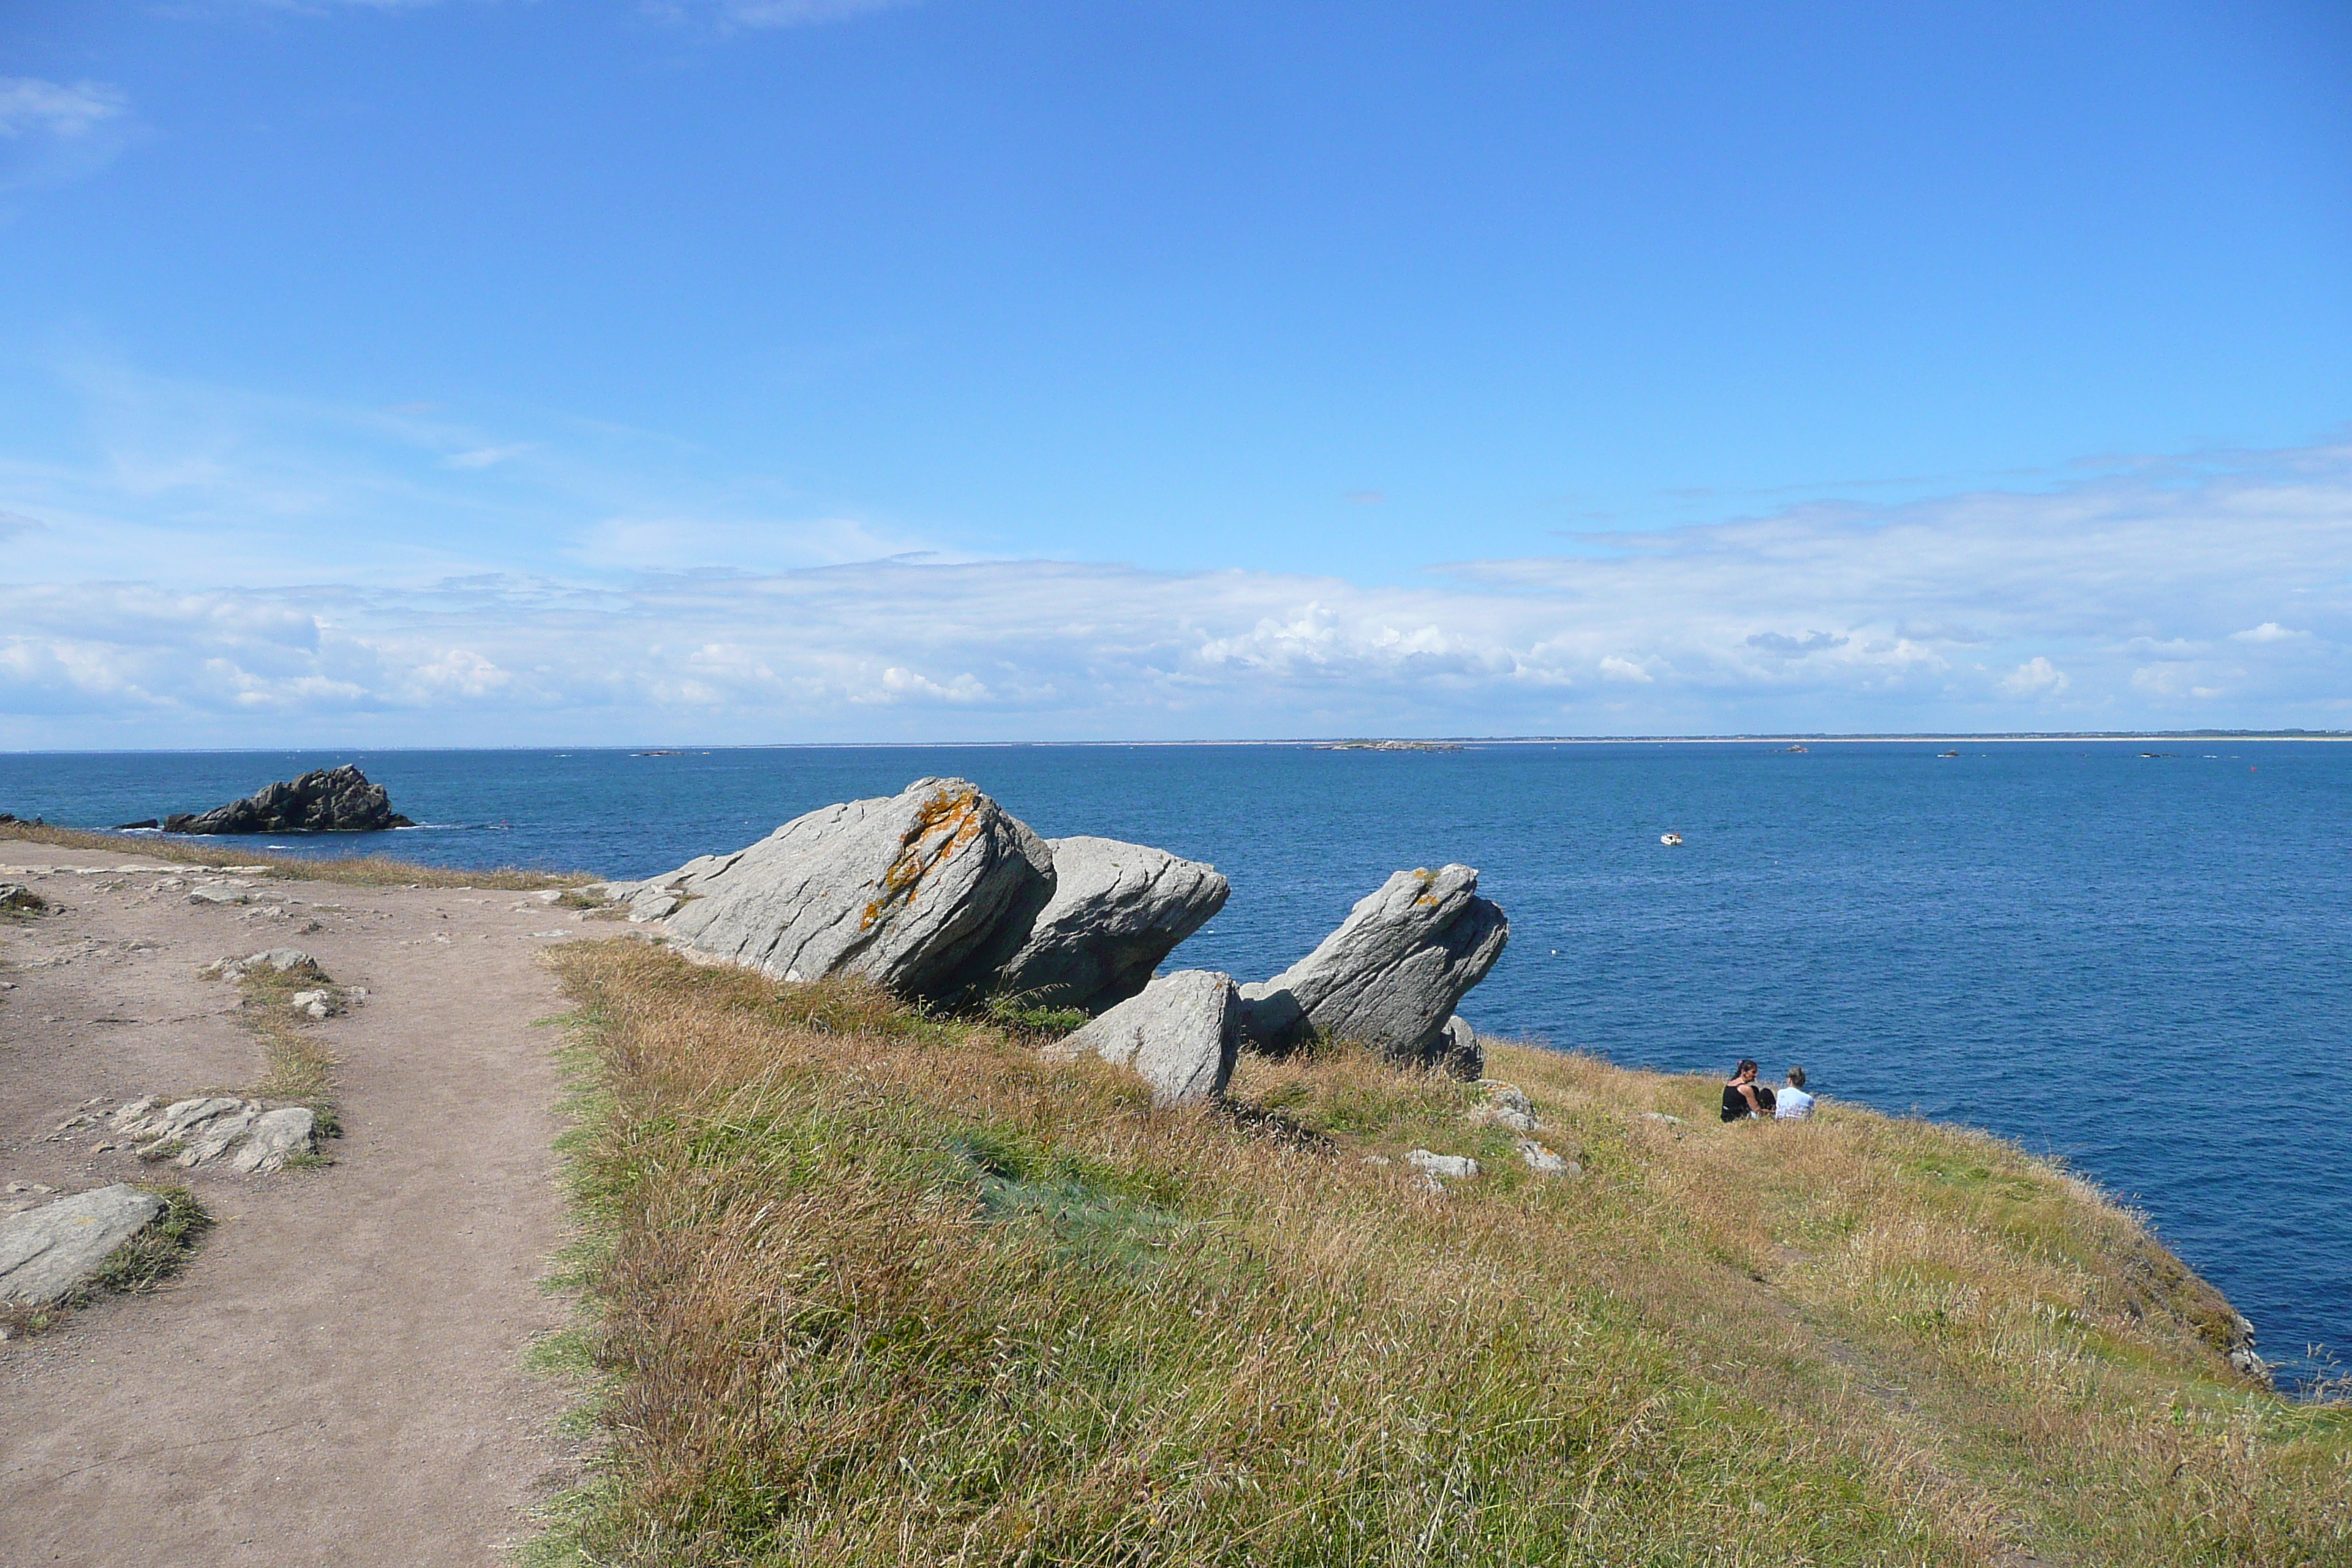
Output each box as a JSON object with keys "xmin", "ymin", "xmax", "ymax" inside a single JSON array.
[
  {"xmin": 1642, "ymin": 1112, "xmax": 1684, "ymax": 1126},
  {"xmin": 289, "ymin": 990, "xmax": 337, "ymax": 1019},
  {"xmin": 1468, "ymin": 1080, "xmax": 1538, "ymax": 1133},
  {"xmin": 1517, "ymin": 1139, "xmax": 1578, "ymax": 1176},
  {"xmin": 1405, "ymin": 1149, "xmax": 1480, "ymax": 1181},
  {"xmin": 1044, "ymin": 969, "xmax": 1240, "ymax": 1107}
]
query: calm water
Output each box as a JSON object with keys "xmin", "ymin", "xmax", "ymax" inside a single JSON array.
[{"xmin": 4, "ymin": 741, "xmax": 2348, "ymax": 1387}]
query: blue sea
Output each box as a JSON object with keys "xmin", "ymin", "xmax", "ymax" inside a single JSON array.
[{"xmin": 4, "ymin": 741, "xmax": 2347, "ymax": 1390}]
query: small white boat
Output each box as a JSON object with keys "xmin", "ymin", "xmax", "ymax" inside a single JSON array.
[{"xmin": 1659, "ymin": 832, "xmax": 1684, "ymax": 846}]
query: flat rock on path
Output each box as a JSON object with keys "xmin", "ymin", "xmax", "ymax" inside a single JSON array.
[
  {"xmin": 0, "ymin": 848, "xmax": 590, "ymax": 1567},
  {"xmin": 0, "ymin": 1185, "xmax": 165, "ymax": 1307}
]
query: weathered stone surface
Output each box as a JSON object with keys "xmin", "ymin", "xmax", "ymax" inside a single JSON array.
[
  {"xmin": 164, "ymin": 764, "xmax": 414, "ymax": 834},
  {"xmin": 1237, "ymin": 865, "xmax": 1508, "ymax": 1071},
  {"xmin": 123, "ymin": 1096, "xmax": 244, "ymax": 1150},
  {"xmin": 657, "ymin": 778, "xmax": 1056, "ymax": 1004},
  {"xmin": 232, "ymin": 1107, "xmax": 317, "ymax": 1173},
  {"xmin": 1517, "ymin": 1139, "xmax": 1577, "ymax": 1176},
  {"xmin": 290, "ymin": 989, "xmax": 338, "ymax": 1019},
  {"xmin": 1405, "ymin": 1149, "xmax": 1480, "ymax": 1180},
  {"xmin": 0, "ymin": 1185, "xmax": 165, "ymax": 1305},
  {"xmin": 992, "ymin": 836, "xmax": 1229, "ymax": 1011},
  {"xmin": 0, "ymin": 881, "xmax": 47, "ymax": 913},
  {"xmin": 1043, "ymin": 969, "xmax": 1240, "ymax": 1106},
  {"xmin": 1434, "ymin": 1016, "xmax": 1484, "ymax": 1079},
  {"xmin": 1468, "ymin": 1080, "xmax": 1537, "ymax": 1134},
  {"xmin": 200, "ymin": 947, "xmax": 322, "ymax": 982},
  {"xmin": 177, "ymin": 1109, "xmax": 256, "ymax": 1168}
]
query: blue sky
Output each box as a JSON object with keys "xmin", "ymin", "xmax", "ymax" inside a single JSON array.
[{"xmin": 3, "ymin": 0, "xmax": 2349, "ymax": 745}]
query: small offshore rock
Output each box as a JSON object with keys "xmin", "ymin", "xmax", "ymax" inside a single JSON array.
[
  {"xmin": 992, "ymin": 836, "xmax": 1229, "ymax": 1012},
  {"xmin": 232, "ymin": 1107, "xmax": 317, "ymax": 1173},
  {"xmin": 113, "ymin": 818, "xmax": 161, "ymax": 830},
  {"xmin": 1237, "ymin": 865, "xmax": 1508, "ymax": 1074},
  {"xmin": 1044, "ymin": 969, "xmax": 1240, "ymax": 1106},
  {"xmin": 163, "ymin": 764, "xmax": 413, "ymax": 834},
  {"xmin": 0, "ymin": 1185, "xmax": 167, "ymax": 1306},
  {"xmin": 1405, "ymin": 1149, "xmax": 1480, "ymax": 1180},
  {"xmin": 655, "ymin": 778, "xmax": 1056, "ymax": 1005}
]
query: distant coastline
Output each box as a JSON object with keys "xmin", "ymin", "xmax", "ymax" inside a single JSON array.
[{"xmin": 4, "ymin": 729, "xmax": 2349, "ymax": 758}]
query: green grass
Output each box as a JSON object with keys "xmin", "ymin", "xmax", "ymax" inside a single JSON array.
[{"xmin": 527, "ymin": 941, "xmax": 2351, "ymax": 1568}]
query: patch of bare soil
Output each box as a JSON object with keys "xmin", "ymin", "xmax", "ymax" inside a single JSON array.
[{"xmin": 0, "ymin": 848, "xmax": 603, "ymax": 1567}]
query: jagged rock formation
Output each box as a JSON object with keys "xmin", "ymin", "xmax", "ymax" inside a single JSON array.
[
  {"xmin": 1236, "ymin": 864, "xmax": 1507, "ymax": 1074},
  {"xmin": 1043, "ymin": 969, "xmax": 1240, "ymax": 1106},
  {"xmin": 105, "ymin": 1097, "xmax": 317, "ymax": 1172},
  {"xmin": 0, "ymin": 1185, "xmax": 166, "ymax": 1305},
  {"xmin": 652, "ymin": 778, "xmax": 1057, "ymax": 1005},
  {"xmin": 164, "ymin": 766, "xmax": 413, "ymax": 834},
  {"xmin": 608, "ymin": 781, "xmax": 1509, "ymax": 1099},
  {"xmin": 992, "ymin": 837, "xmax": 1229, "ymax": 1011}
]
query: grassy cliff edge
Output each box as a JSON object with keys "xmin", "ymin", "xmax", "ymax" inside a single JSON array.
[{"xmin": 534, "ymin": 941, "xmax": 2347, "ymax": 1566}]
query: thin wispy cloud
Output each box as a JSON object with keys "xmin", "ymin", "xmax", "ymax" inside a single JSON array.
[
  {"xmin": 0, "ymin": 78, "xmax": 136, "ymax": 195},
  {"xmin": 643, "ymin": 0, "xmax": 916, "ymax": 31}
]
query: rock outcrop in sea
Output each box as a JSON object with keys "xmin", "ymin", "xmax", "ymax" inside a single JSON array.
[
  {"xmin": 604, "ymin": 778, "xmax": 1507, "ymax": 1104},
  {"xmin": 164, "ymin": 765, "xmax": 414, "ymax": 834},
  {"xmin": 1236, "ymin": 864, "xmax": 1507, "ymax": 1073}
]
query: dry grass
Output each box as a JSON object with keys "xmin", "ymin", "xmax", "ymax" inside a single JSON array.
[
  {"xmin": 538, "ymin": 940, "xmax": 2352, "ymax": 1567},
  {"xmin": 230, "ymin": 964, "xmax": 345, "ymax": 1137},
  {"xmin": 0, "ymin": 820, "xmax": 590, "ymax": 890}
]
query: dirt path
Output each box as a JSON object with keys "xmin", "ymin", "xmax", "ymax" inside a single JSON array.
[{"xmin": 0, "ymin": 848, "xmax": 598, "ymax": 1567}]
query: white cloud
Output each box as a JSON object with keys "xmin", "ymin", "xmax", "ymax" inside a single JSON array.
[
  {"xmin": 1999, "ymin": 656, "xmax": 2069, "ymax": 696},
  {"xmin": 444, "ymin": 444, "xmax": 533, "ymax": 470},
  {"xmin": 4, "ymin": 359, "xmax": 2351, "ymax": 745}
]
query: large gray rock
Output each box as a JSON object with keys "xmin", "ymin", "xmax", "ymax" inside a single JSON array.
[
  {"xmin": 1237, "ymin": 864, "xmax": 1508, "ymax": 1073},
  {"xmin": 0, "ymin": 1185, "xmax": 165, "ymax": 1305},
  {"xmin": 1043, "ymin": 969, "xmax": 1240, "ymax": 1106},
  {"xmin": 163, "ymin": 764, "xmax": 412, "ymax": 834},
  {"xmin": 657, "ymin": 778, "xmax": 1057, "ymax": 1005},
  {"xmin": 992, "ymin": 836, "xmax": 1229, "ymax": 1011}
]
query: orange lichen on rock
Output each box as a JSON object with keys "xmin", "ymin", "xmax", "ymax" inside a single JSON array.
[{"xmin": 859, "ymin": 785, "xmax": 981, "ymax": 932}]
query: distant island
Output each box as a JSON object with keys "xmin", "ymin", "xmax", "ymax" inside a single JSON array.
[{"xmin": 1313, "ymin": 739, "xmax": 1466, "ymax": 753}]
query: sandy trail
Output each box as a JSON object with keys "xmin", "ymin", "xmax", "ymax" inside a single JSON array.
[{"xmin": 0, "ymin": 848, "xmax": 597, "ymax": 1567}]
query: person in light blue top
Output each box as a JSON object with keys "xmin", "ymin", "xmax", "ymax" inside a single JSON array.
[{"xmin": 1774, "ymin": 1066, "xmax": 1816, "ymax": 1120}]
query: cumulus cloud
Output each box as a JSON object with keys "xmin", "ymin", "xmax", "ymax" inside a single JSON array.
[
  {"xmin": 2231, "ymin": 622, "xmax": 2307, "ymax": 643},
  {"xmin": 2000, "ymin": 657, "xmax": 2069, "ymax": 696}
]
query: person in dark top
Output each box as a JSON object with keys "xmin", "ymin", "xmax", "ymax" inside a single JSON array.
[{"xmin": 1722, "ymin": 1059, "xmax": 1767, "ymax": 1121}]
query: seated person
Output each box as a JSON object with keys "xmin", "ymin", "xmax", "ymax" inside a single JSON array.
[
  {"xmin": 1774, "ymin": 1066, "xmax": 1816, "ymax": 1120},
  {"xmin": 1721, "ymin": 1059, "xmax": 1765, "ymax": 1121}
]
